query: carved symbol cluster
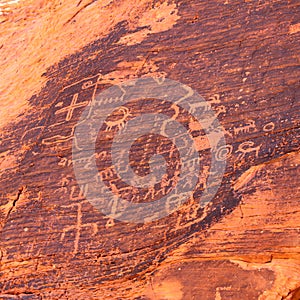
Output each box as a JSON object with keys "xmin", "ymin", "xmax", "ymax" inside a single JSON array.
[
  {"xmin": 72, "ymin": 77, "xmax": 227, "ymax": 224},
  {"xmin": 47, "ymin": 75, "xmax": 277, "ymax": 225}
]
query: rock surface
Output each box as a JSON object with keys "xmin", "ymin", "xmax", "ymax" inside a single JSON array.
[{"xmin": 0, "ymin": 0, "xmax": 299, "ymax": 299}]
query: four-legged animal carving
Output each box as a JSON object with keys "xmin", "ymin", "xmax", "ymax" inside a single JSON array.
[
  {"xmin": 236, "ymin": 141, "xmax": 261, "ymax": 160},
  {"xmin": 215, "ymin": 105, "xmax": 226, "ymax": 116},
  {"xmin": 105, "ymin": 107, "xmax": 131, "ymax": 131},
  {"xmin": 208, "ymin": 94, "xmax": 221, "ymax": 104},
  {"xmin": 234, "ymin": 120, "xmax": 257, "ymax": 135}
]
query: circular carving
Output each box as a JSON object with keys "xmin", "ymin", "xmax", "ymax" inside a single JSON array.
[
  {"xmin": 263, "ymin": 122, "xmax": 275, "ymax": 132},
  {"xmin": 215, "ymin": 145, "xmax": 233, "ymax": 161}
]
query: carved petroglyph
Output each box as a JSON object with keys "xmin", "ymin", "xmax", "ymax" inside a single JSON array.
[
  {"xmin": 58, "ymin": 157, "xmax": 72, "ymax": 167},
  {"xmin": 105, "ymin": 106, "xmax": 131, "ymax": 131},
  {"xmin": 235, "ymin": 141, "xmax": 261, "ymax": 160},
  {"xmin": 215, "ymin": 105, "xmax": 226, "ymax": 116},
  {"xmin": 208, "ymin": 94, "xmax": 221, "ymax": 104},
  {"xmin": 58, "ymin": 177, "xmax": 71, "ymax": 194},
  {"xmin": 42, "ymin": 125, "xmax": 82, "ymax": 150},
  {"xmin": 95, "ymin": 151, "xmax": 108, "ymax": 160},
  {"xmin": 234, "ymin": 120, "xmax": 257, "ymax": 135},
  {"xmin": 73, "ymin": 155, "xmax": 95, "ymax": 170},
  {"xmin": 82, "ymin": 80, "xmax": 95, "ymax": 90},
  {"xmin": 70, "ymin": 78, "xmax": 228, "ymax": 223},
  {"xmin": 105, "ymin": 217, "xmax": 115, "ymax": 228},
  {"xmin": 263, "ymin": 122, "xmax": 275, "ymax": 132},
  {"xmin": 43, "ymin": 75, "xmax": 104, "ymax": 147},
  {"xmin": 224, "ymin": 128, "xmax": 233, "ymax": 138},
  {"xmin": 99, "ymin": 167, "xmax": 114, "ymax": 181},
  {"xmin": 42, "ymin": 132, "xmax": 73, "ymax": 145},
  {"xmin": 69, "ymin": 184, "xmax": 89, "ymax": 201},
  {"xmin": 199, "ymin": 165, "xmax": 210, "ymax": 189},
  {"xmin": 165, "ymin": 193, "xmax": 183, "ymax": 214},
  {"xmin": 50, "ymin": 76, "xmax": 260, "ymax": 226},
  {"xmin": 60, "ymin": 202, "xmax": 98, "ymax": 255},
  {"xmin": 161, "ymin": 171, "xmax": 180, "ymax": 195},
  {"xmin": 143, "ymin": 177, "xmax": 158, "ymax": 201},
  {"xmin": 215, "ymin": 145, "xmax": 233, "ymax": 161},
  {"xmin": 55, "ymin": 93, "xmax": 89, "ymax": 122},
  {"xmin": 55, "ymin": 101, "xmax": 63, "ymax": 108},
  {"xmin": 93, "ymin": 96, "xmax": 119, "ymax": 106},
  {"xmin": 21, "ymin": 126, "xmax": 45, "ymax": 143},
  {"xmin": 62, "ymin": 73, "xmax": 101, "ymax": 91}
]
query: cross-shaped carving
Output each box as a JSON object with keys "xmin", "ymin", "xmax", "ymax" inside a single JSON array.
[{"xmin": 55, "ymin": 93, "xmax": 88, "ymax": 121}]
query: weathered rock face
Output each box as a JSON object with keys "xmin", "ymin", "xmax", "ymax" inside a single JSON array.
[{"xmin": 0, "ymin": 0, "xmax": 299, "ymax": 299}]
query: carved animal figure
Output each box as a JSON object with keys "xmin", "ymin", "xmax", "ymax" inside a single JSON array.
[
  {"xmin": 208, "ymin": 94, "xmax": 221, "ymax": 104},
  {"xmin": 234, "ymin": 120, "xmax": 257, "ymax": 135},
  {"xmin": 215, "ymin": 105, "xmax": 226, "ymax": 116},
  {"xmin": 235, "ymin": 141, "xmax": 261, "ymax": 160},
  {"xmin": 105, "ymin": 107, "xmax": 131, "ymax": 131}
]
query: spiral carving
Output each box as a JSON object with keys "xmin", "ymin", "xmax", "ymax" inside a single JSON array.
[{"xmin": 215, "ymin": 145, "xmax": 233, "ymax": 161}]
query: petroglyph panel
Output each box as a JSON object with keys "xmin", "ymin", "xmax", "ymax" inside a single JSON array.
[{"xmin": 0, "ymin": 0, "xmax": 299, "ymax": 298}]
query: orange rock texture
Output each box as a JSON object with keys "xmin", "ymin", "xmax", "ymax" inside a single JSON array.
[{"xmin": 0, "ymin": 0, "xmax": 299, "ymax": 299}]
